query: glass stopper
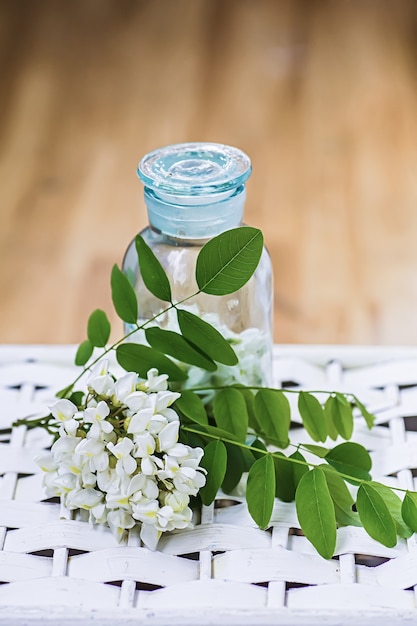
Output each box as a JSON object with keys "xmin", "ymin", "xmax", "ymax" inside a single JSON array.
[{"xmin": 137, "ymin": 142, "xmax": 252, "ymax": 197}]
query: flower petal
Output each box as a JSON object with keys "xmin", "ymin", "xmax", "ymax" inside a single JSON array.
[{"xmin": 158, "ymin": 421, "xmax": 179, "ymax": 452}]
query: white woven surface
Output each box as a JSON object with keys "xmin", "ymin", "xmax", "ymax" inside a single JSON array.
[{"xmin": 1, "ymin": 344, "xmax": 417, "ymax": 625}]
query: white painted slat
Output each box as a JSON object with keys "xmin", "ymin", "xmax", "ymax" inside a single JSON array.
[
  {"xmin": 377, "ymin": 387, "xmax": 417, "ymax": 419},
  {"xmin": 4, "ymin": 521, "xmax": 119, "ymax": 553},
  {"xmin": 136, "ymin": 579, "xmax": 267, "ymax": 609},
  {"xmin": 0, "ymin": 345, "xmax": 76, "ymax": 365},
  {"xmin": 214, "ymin": 498, "xmax": 299, "ymax": 529},
  {"xmin": 273, "ymin": 358, "xmax": 329, "ymax": 388},
  {"xmin": 0, "ymin": 362, "xmax": 76, "ymax": 389},
  {"xmin": 0, "ymin": 443, "xmax": 42, "ymax": 474},
  {"xmin": 0, "ymin": 552, "xmax": 52, "ymax": 581},
  {"xmin": 372, "ymin": 441, "xmax": 417, "ymax": 476},
  {"xmin": 158, "ymin": 524, "xmax": 271, "ymax": 555},
  {"xmin": 1, "ymin": 344, "xmax": 417, "ymax": 624},
  {"xmin": 371, "ymin": 553, "xmax": 417, "ymax": 590},
  {"xmin": 286, "ymin": 527, "xmax": 405, "ymax": 559},
  {"xmin": 24, "ymin": 427, "xmax": 53, "ymax": 449},
  {"xmin": 272, "ymin": 344, "xmax": 417, "ymax": 369},
  {"xmin": 344, "ymin": 358, "xmax": 417, "ymax": 388},
  {"xmin": 0, "ymin": 577, "xmax": 120, "ymax": 608},
  {"xmin": 333, "ymin": 526, "xmax": 406, "ymax": 558},
  {"xmin": 213, "ymin": 547, "xmax": 340, "ymax": 585},
  {"xmin": 67, "ymin": 547, "xmax": 198, "ymax": 585},
  {"xmin": 287, "ymin": 583, "xmax": 416, "ymax": 611},
  {"xmin": 13, "ymin": 474, "xmax": 47, "ymax": 502},
  {"xmin": 0, "ymin": 500, "xmax": 60, "ymax": 528},
  {"xmin": 338, "ymin": 553, "xmax": 356, "ymax": 584},
  {"xmin": 52, "ymin": 547, "xmax": 69, "ymax": 577}
]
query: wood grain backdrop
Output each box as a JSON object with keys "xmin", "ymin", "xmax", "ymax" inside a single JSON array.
[{"xmin": 1, "ymin": 0, "xmax": 417, "ymax": 345}]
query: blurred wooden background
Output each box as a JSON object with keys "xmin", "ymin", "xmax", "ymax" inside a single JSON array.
[{"xmin": 1, "ymin": 0, "xmax": 417, "ymax": 345}]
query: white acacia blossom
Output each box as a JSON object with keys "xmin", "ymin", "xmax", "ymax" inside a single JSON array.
[{"xmin": 37, "ymin": 364, "xmax": 206, "ymax": 550}]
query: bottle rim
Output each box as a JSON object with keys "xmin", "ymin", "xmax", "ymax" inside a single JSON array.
[{"xmin": 137, "ymin": 142, "xmax": 252, "ymax": 197}]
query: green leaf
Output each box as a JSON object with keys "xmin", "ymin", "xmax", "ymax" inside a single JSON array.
[
  {"xmin": 323, "ymin": 397, "xmax": 339, "ymax": 441},
  {"xmin": 135, "ymin": 235, "xmax": 172, "ymax": 302},
  {"xmin": 250, "ymin": 437, "xmax": 268, "ymax": 459},
  {"xmin": 320, "ymin": 465, "xmax": 361, "ymax": 527},
  {"xmin": 176, "ymin": 309, "xmax": 238, "ymax": 366},
  {"xmin": 175, "ymin": 391, "xmax": 208, "ymax": 425},
  {"xmin": 196, "ymin": 227, "xmax": 263, "ymax": 295},
  {"xmin": 335, "ymin": 392, "xmax": 350, "ymax": 406},
  {"xmin": 222, "ymin": 443, "xmax": 245, "ymax": 493},
  {"xmin": 75, "ymin": 339, "xmax": 93, "ymax": 366},
  {"xmin": 55, "ymin": 383, "xmax": 74, "ymax": 399},
  {"xmin": 325, "ymin": 442, "xmax": 372, "ymax": 483},
  {"xmin": 298, "ymin": 392, "xmax": 328, "ymax": 443},
  {"xmin": 145, "ymin": 326, "xmax": 216, "ymax": 371},
  {"xmin": 352, "ymin": 395, "xmax": 375, "ymax": 429},
  {"xmin": 199, "ymin": 440, "xmax": 227, "ymax": 505},
  {"xmin": 87, "ymin": 309, "xmax": 111, "ymax": 348},
  {"xmin": 241, "ymin": 447, "xmax": 256, "ymax": 472},
  {"xmin": 295, "ymin": 468, "xmax": 337, "ymax": 559},
  {"xmin": 111, "ymin": 265, "xmax": 138, "ymax": 324},
  {"xmin": 254, "ymin": 389, "xmax": 290, "ymax": 448},
  {"xmin": 273, "ymin": 451, "xmax": 308, "ymax": 503},
  {"xmin": 273, "ymin": 453, "xmax": 296, "ymax": 502},
  {"xmin": 356, "ymin": 483, "xmax": 397, "ymax": 548},
  {"xmin": 179, "ymin": 425, "xmax": 205, "ymax": 448},
  {"xmin": 235, "ymin": 386, "xmax": 261, "ymax": 432},
  {"xmin": 180, "ymin": 430, "xmax": 206, "ymax": 450},
  {"xmin": 116, "ymin": 343, "xmax": 187, "ymax": 381},
  {"xmin": 68, "ymin": 391, "xmax": 85, "ymax": 408},
  {"xmin": 124, "ymin": 267, "xmax": 136, "ymax": 287},
  {"xmin": 401, "ymin": 491, "xmax": 417, "ymax": 532},
  {"xmin": 186, "ymin": 422, "xmax": 241, "ymax": 444},
  {"xmin": 246, "ymin": 454, "xmax": 275, "ymax": 529},
  {"xmin": 291, "ymin": 450, "xmax": 309, "ymax": 489},
  {"xmin": 371, "ymin": 482, "xmax": 413, "ymax": 538},
  {"xmin": 320, "ymin": 465, "xmax": 354, "ymax": 509},
  {"xmin": 326, "ymin": 394, "xmax": 354, "ymax": 440},
  {"xmin": 213, "ymin": 388, "xmax": 248, "ymax": 443},
  {"xmin": 334, "ymin": 506, "xmax": 362, "ymax": 528},
  {"xmin": 302, "ymin": 444, "xmax": 329, "ymax": 458}
]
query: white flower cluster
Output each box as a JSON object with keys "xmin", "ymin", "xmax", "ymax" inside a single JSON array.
[{"xmin": 36, "ymin": 361, "xmax": 206, "ymax": 550}]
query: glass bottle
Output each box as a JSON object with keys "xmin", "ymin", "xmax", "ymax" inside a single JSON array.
[{"xmin": 122, "ymin": 142, "xmax": 273, "ymax": 388}]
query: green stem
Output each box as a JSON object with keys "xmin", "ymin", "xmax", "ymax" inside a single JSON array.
[
  {"xmin": 14, "ymin": 414, "xmax": 58, "ymax": 435},
  {"xmin": 188, "ymin": 384, "xmax": 339, "ymax": 395},
  {"xmin": 65, "ymin": 289, "xmax": 205, "ymax": 396},
  {"xmin": 184, "ymin": 425, "xmax": 413, "ymax": 496},
  {"xmin": 183, "ymin": 424, "xmax": 318, "ymax": 470},
  {"xmin": 182, "ymin": 424, "xmax": 372, "ymax": 491},
  {"xmin": 67, "ymin": 323, "xmax": 142, "ymax": 393}
]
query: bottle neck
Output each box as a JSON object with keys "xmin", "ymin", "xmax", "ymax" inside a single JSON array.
[{"xmin": 144, "ymin": 184, "xmax": 246, "ymax": 239}]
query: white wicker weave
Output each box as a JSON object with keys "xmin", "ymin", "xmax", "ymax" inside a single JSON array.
[{"xmin": 1, "ymin": 344, "xmax": 417, "ymax": 625}]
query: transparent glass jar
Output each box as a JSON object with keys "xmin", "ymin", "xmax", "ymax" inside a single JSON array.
[{"xmin": 122, "ymin": 142, "xmax": 273, "ymax": 387}]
